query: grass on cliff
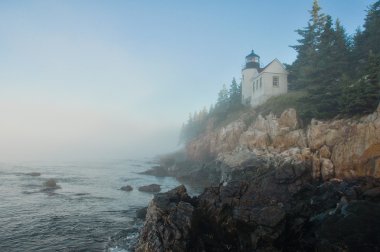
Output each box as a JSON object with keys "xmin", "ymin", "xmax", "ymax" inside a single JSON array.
[
  {"xmin": 216, "ymin": 91, "xmax": 307, "ymax": 128},
  {"xmin": 255, "ymin": 90, "xmax": 308, "ymax": 117},
  {"xmin": 181, "ymin": 90, "xmax": 308, "ymax": 143}
]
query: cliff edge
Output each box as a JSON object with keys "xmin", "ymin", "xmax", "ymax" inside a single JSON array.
[{"xmin": 136, "ymin": 105, "xmax": 380, "ymax": 251}]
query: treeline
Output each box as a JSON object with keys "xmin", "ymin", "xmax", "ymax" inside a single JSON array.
[
  {"xmin": 180, "ymin": 0, "xmax": 380, "ymax": 143},
  {"xmin": 288, "ymin": 0, "xmax": 380, "ymax": 120},
  {"xmin": 179, "ymin": 78, "xmax": 242, "ymax": 143}
]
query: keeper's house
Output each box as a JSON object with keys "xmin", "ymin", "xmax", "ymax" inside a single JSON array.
[{"xmin": 241, "ymin": 50, "xmax": 288, "ymax": 107}]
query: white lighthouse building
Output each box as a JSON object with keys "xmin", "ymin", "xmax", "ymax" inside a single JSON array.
[{"xmin": 241, "ymin": 50, "xmax": 288, "ymax": 107}]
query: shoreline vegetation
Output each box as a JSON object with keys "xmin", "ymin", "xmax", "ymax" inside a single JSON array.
[{"xmin": 136, "ymin": 1, "xmax": 380, "ymax": 251}]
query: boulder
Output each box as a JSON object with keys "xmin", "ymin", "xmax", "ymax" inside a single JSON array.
[
  {"xmin": 120, "ymin": 185, "xmax": 133, "ymax": 191},
  {"xmin": 137, "ymin": 158, "xmax": 380, "ymax": 251},
  {"xmin": 43, "ymin": 178, "xmax": 59, "ymax": 188},
  {"xmin": 41, "ymin": 178, "xmax": 61, "ymax": 192},
  {"xmin": 26, "ymin": 172, "xmax": 41, "ymax": 176},
  {"xmin": 136, "ymin": 207, "xmax": 147, "ymax": 220},
  {"xmin": 135, "ymin": 185, "xmax": 194, "ymax": 252},
  {"xmin": 138, "ymin": 184, "xmax": 161, "ymax": 193}
]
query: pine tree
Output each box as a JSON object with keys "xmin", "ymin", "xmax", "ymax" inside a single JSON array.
[
  {"xmin": 290, "ymin": 0, "xmax": 326, "ymax": 90},
  {"xmin": 216, "ymin": 84, "xmax": 229, "ymax": 107},
  {"xmin": 228, "ymin": 78, "xmax": 242, "ymax": 109},
  {"xmin": 299, "ymin": 15, "xmax": 350, "ymax": 119},
  {"xmin": 353, "ymin": 1, "xmax": 380, "ymax": 77},
  {"xmin": 341, "ymin": 52, "xmax": 380, "ymax": 115}
]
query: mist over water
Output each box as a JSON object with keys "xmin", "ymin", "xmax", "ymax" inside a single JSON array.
[{"xmin": 0, "ymin": 159, "xmax": 198, "ymax": 252}]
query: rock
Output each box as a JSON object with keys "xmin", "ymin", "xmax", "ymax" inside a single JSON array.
[
  {"xmin": 137, "ymin": 159, "xmax": 380, "ymax": 251},
  {"xmin": 320, "ymin": 158, "xmax": 334, "ymax": 180},
  {"xmin": 312, "ymin": 153, "xmax": 321, "ymax": 179},
  {"xmin": 363, "ymin": 187, "xmax": 380, "ymax": 200},
  {"xmin": 319, "ymin": 145, "xmax": 331, "ymax": 158},
  {"xmin": 138, "ymin": 184, "xmax": 161, "ymax": 193},
  {"xmin": 278, "ymin": 108, "xmax": 299, "ymax": 130},
  {"xmin": 41, "ymin": 178, "xmax": 61, "ymax": 191},
  {"xmin": 43, "ymin": 178, "xmax": 58, "ymax": 188},
  {"xmin": 135, "ymin": 185, "xmax": 194, "ymax": 252},
  {"xmin": 120, "ymin": 185, "xmax": 133, "ymax": 191},
  {"xmin": 136, "ymin": 207, "xmax": 147, "ymax": 219},
  {"xmin": 185, "ymin": 106, "xmax": 380, "ymax": 180},
  {"xmin": 140, "ymin": 166, "xmax": 168, "ymax": 177},
  {"xmin": 26, "ymin": 172, "xmax": 41, "ymax": 176}
]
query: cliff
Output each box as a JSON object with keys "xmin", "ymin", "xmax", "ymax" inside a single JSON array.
[
  {"xmin": 136, "ymin": 105, "xmax": 380, "ymax": 251},
  {"xmin": 187, "ymin": 104, "xmax": 380, "ymax": 180}
]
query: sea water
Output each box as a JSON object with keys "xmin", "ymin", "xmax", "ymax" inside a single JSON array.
[{"xmin": 0, "ymin": 159, "xmax": 200, "ymax": 251}]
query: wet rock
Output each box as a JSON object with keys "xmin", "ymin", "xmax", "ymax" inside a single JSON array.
[
  {"xmin": 43, "ymin": 178, "xmax": 59, "ymax": 188},
  {"xmin": 136, "ymin": 207, "xmax": 147, "ymax": 220},
  {"xmin": 140, "ymin": 166, "xmax": 168, "ymax": 177},
  {"xmin": 363, "ymin": 186, "xmax": 380, "ymax": 200},
  {"xmin": 137, "ymin": 158, "xmax": 380, "ymax": 251},
  {"xmin": 41, "ymin": 178, "xmax": 61, "ymax": 191},
  {"xmin": 135, "ymin": 185, "xmax": 194, "ymax": 252},
  {"xmin": 26, "ymin": 172, "xmax": 41, "ymax": 176},
  {"xmin": 120, "ymin": 185, "xmax": 133, "ymax": 191},
  {"xmin": 138, "ymin": 184, "xmax": 161, "ymax": 193}
]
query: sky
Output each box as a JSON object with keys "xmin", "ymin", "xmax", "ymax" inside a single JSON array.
[{"xmin": 0, "ymin": 0, "xmax": 375, "ymax": 162}]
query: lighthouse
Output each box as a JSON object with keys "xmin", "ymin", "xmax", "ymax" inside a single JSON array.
[
  {"xmin": 242, "ymin": 50, "xmax": 261, "ymax": 104},
  {"xmin": 241, "ymin": 50, "xmax": 288, "ymax": 107}
]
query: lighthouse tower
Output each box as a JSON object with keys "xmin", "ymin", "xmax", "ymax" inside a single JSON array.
[{"xmin": 241, "ymin": 50, "xmax": 260, "ymax": 104}]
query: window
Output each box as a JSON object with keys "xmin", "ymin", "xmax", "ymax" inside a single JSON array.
[
  {"xmin": 260, "ymin": 78, "xmax": 262, "ymax": 88},
  {"xmin": 256, "ymin": 82, "xmax": 258, "ymax": 90},
  {"xmin": 273, "ymin": 76, "xmax": 279, "ymax": 87}
]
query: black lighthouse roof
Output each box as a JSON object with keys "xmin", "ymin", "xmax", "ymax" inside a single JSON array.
[{"xmin": 246, "ymin": 50, "xmax": 260, "ymax": 58}]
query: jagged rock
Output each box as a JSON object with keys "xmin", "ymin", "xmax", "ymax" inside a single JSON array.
[
  {"xmin": 363, "ymin": 186, "xmax": 380, "ymax": 200},
  {"xmin": 120, "ymin": 185, "xmax": 133, "ymax": 191},
  {"xmin": 320, "ymin": 158, "xmax": 334, "ymax": 180},
  {"xmin": 136, "ymin": 207, "xmax": 147, "ymax": 219},
  {"xmin": 319, "ymin": 145, "xmax": 331, "ymax": 158},
  {"xmin": 137, "ymin": 162, "xmax": 380, "ymax": 251},
  {"xmin": 138, "ymin": 184, "xmax": 161, "ymax": 193},
  {"xmin": 185, "ymin": 106, "xmax": 380, "ymax": 180},
  {"xmin": 278, "ymin": 108, "xmax": 299, "ymax": 130},
  {"xmin": 312, "ymin": 153, "xmax": 322, "ymax": 179},
  {"xmin": 135, "ymin": 185, "xmax": 194, "ymax": 252}
]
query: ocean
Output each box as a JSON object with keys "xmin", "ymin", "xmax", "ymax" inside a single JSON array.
[{"xmin": 0, "ymin": 159, "xmax": 200, "ymax": 251}]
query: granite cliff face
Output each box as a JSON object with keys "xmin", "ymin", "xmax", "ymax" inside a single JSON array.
[
  {"xmin": 136, "ymin": 105, "xmax": 380, "ymax": 251},
  {"xmin": 187, "ymin": 105, "xmax": 380, "ymax": 180}
]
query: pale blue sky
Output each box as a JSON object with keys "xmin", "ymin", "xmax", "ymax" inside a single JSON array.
[{"xmin": 0, "ymin": 0, "xmax": 374, "ymax": 161}]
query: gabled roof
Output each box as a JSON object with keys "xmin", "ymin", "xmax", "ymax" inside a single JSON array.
[{"xmin": 259, "ymin": 58, "xmax": 288, "ymax": 74}]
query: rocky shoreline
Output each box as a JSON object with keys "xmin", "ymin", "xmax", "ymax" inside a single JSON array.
[
  {"xmin": 135, "ymin": 105, "xmax": 380, "ymax": 251},
  {"xmin": 136, "ymin": 157, "xmax": 380, "ymax": 251}
]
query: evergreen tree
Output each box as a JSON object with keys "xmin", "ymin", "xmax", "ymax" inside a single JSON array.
[
  {"xmin": 353, "ymin": 1, "xmax": 380, "ymax": 77},
  {"xmin": 216, "ymin": 84, "xmax": 229, "ymax": 108},
  {"xmin": 341, "ymin": 52, "xmax": 380, "ymax": 115},
  {"xmin": 303, "ymin": 16, "xmax": 350, "ymax": 119},
  {"xmin": 228, "ymin": 78, "xmax": 242, "ymax": 109},
  {"xmin": 290, "ymin": 0, "xmax": 326, "ymax": 90}
]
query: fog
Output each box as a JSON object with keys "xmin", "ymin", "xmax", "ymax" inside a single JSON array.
[
  {"xmin": 0, "ymin": 1, "xmax": 371, "ymax": 162},
  {"xmin": 0, "ymin": 98, "xmax": 179, "ymax": 162}
]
